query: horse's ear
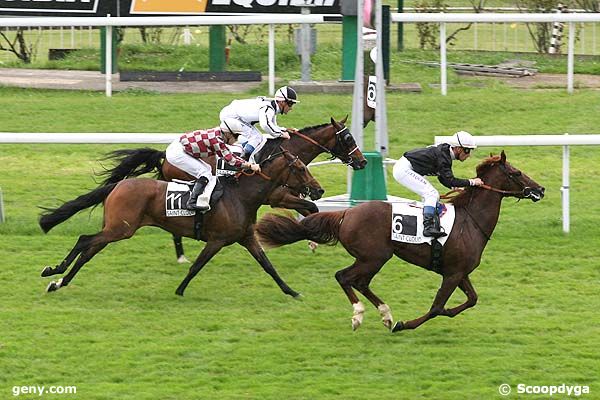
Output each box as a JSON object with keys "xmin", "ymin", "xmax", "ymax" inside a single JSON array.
[
  {"xmin": 340, "ymin": 115, "xmax": 349, "ymax": 124},
  {"xmin": 500, "ymin": 150, "xmax": 507, "ymax": 163},
  {"xmin": 330, "ymin": 117, "xmax": 336, "ymax": 126}
]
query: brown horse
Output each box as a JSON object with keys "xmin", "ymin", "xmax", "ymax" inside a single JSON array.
[
  {"xmin": 39, "ymin": 141, "xmax": 322, "ymax": 298},
  {"xmin": 97, "ymin": 117, "xmax": 366, "ymax": 262},
  {"xmin": 256, "ymin": 151, "xmax": 545, "ymax": 332}
]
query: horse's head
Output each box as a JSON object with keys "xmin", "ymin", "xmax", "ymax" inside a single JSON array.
[
  {"xmin": 260, "ymin": 147, "xmax": 325, "ymax": 200},
  {"xmin": 477, "ymin": 151, "xmax": 545, "ymax": 202},
  {"xmin": 329, "ymin": 116, "xmax": 368, "ymax": 170}
]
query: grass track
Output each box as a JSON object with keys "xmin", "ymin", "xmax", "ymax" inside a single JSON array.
[{"xmin": 1, "ymin": 86, "xmax": 599, "ymax": 399}]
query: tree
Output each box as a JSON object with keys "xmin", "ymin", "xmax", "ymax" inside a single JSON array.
[
  {"xmin": 516, "ymin": 0, "xmax": 558, "ymax": 53},
  {"xmin": 0, "ymin": 28, "xmax": 37, "ymax": 64}
]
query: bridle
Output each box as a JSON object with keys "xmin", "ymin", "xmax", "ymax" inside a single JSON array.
[
  {"xmin": 236, "ymin": 147, "xmax": 314, "ymax": 196},
  {"xmin": 442, "ymin": 162, "xmax": 538, "ymax": 241},
  {"xmin": 289, "ymin": 125, "xmax": 359, "ymax": 165}
]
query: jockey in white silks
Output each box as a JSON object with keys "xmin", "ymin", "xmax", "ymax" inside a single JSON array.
[
  {"xmin": 219, "ymin": 86, "xmax": 299, "ymax": 160},
  {"xmin": 392, "ymin": 131, "xmax": 484, "ymax": 238}
]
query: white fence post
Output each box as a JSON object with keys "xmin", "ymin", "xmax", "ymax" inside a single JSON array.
[
  {"xmin": 105, "ymin": 16, "xmax": 112, "ymax": 97},
  {"xmin": 0, "ymin": 187, "xmax": 5, "ymax": 223},
  {"xmin": 440, "ymin": 21, "xmax": 447, "ymax": 96},
  {"xmin": 562, "ymin": 135, "xmax": 570, "ymax": 233},
  {"xmin": 568, "ymin": 21, "xmax": 575, "ymax": 94},
  {"xmin": 269, "ymin": 24, "xmax": 275, "ymax": 96}
]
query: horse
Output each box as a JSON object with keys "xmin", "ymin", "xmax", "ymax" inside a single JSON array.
[
  {"xmin": 39, "ymin": 140, "xmax": 322, "ymax": 298},
  {"xmin": 255, "ymin": 151, "xmax": 545, "ymax": 332},
  {"xmin": 97, "ymin": 117, "xmax": 366, "ymax": 263}
]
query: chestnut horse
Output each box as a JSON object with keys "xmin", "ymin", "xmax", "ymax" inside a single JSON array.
[
  {"xmin": 97, "ymin": 117, "xmax": 366, "ymax": 262},
  {"xmin": 256, "ymin": 152, "xmax": 545, "ymax": 332},
  {"xmin": 39, "ymin": 141, "xmax": 321, "ymax": 298}
]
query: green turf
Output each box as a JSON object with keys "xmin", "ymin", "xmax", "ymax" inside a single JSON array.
[{"xmin": 0, "ymin": 85, "xmax": 599, "ymax": 399}]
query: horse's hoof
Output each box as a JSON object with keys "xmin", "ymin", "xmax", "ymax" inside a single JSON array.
[
  {"xmin": 177, "ymin": 255, "xmax": 190, "ymax": 264},
  {"xmin": 352, "ymin": 319, "xmax": 361, "ymax": 331},
  {"xmin": 291, "ymin": 292, "xmax": 303, "ymax": 300},
  {"xmin": 46, "ymin": 281, "xmax": 59, "ymax": 293},
  {"xmin": 41, "ymin": 266, "xmax": 53, "ymax": 277},
  {"xmin": 382, "ymin": 319, "xmax": 393, "ymax": 330},
  {"xmin": 391, "ymin": 321, "xmax": 404, "ymax": 333},
  {"xmin": 175, "ymin": 289, "xmax": 184, "ymax": 297}
]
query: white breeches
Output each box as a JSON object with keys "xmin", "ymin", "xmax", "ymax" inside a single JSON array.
[
  {"xmin": 220, "ymin": 117, "xmax": 264, "ymax": 149},
  {"xmin": 165, "ymin": 140, "xmax": 211, "ymax": 179},
  {"xmin": 392, "ymin": 156, "xmax": 439, "ymax": 208}
]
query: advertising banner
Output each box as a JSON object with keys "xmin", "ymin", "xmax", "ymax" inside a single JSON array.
[{"xmin": 0, "ymin": 0, "xmax": 339, "ymax": 16}]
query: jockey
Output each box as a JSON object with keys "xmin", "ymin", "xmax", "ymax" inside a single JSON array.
[
  {"xmin": 219, "ymin": 86, "xmax": 299, "ymax": 160},
  {"xmin": 392, "ymin": 131, "xmax": 484, "ymax": 238},
  {"xmin": 165, "ymin": 124, "xmax": 261, "ymax": 211}
]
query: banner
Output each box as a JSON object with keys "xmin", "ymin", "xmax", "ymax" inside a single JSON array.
[{"xmin": 0, "ymin": 0, "xmax": 339, "ymax": 16}]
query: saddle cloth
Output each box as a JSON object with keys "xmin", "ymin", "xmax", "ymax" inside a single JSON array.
[
  {"xmin": 165, "ymin": 177, "xmax": 217, "ymax": 217},
  {"xmin": 390, "ymin": 199, "xmax": 456, "ymax": 246}
]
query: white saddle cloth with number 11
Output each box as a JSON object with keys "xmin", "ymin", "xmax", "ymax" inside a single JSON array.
[{"xmin": 390, "ymin": 200, "xmax": 456, "ymax": 246}]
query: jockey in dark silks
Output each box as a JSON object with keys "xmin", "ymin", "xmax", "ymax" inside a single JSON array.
[{"xmin": 392, "ymin": 131, "xmax": 484, "ymax": 238}]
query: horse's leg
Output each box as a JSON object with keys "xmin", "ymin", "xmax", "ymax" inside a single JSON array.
[
  {"xmin": 439, "ymin": 276, "xmax": 478, "ymax": 318},
  {"xmin": 173, "ymin": 235, "xmax": 190, "ymax": 264},
  {"xmin": 354, "ymin": 285, "xmax": 394, "ymax": 330},
  {"xmin": 335, "ymin": 262, "xmax": 366, "ymax": 330},
  {"xmin": 46, "ymin": 238, "xmax": 108, "ymax": 292},
  {"xmin": 335, "ymin": 258, "xmax": 391, "ymax": 330},
  {"xmin": 267, "ymin": 190, "xmax": 319, "ymax": 216},
  {"xmin": 392, "ymin": 273, "xmax": 464, "ymax": 332},
  {"xmin": 41, "ymin": 234, "xmax": 94, "ymax": 277},
  {"xmin": 175, "ymin": 240, "xmax": 226, "ymax": 296},
  {"xmin": 46, "ymin": 212, "xmax": 141, "ymax": 292},
  {"xmin": 239, "ymin": 234, "xmax": 300, "ymax": 298}
]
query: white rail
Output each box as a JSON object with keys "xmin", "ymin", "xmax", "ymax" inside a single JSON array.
[
  {"xmin": 391, "ymin": 13, "xmax": 600, "ymax": 95},
  {"xmin": 0, "ymin": 132, "xmax": 178, "ymax": 143},
  {"xmin": 0, "ymin": 14, "xmax": 338, "ymax": 97},
  {"xmin": 434, "ymin": 133, "xmax": 600, "ymax": 233}
]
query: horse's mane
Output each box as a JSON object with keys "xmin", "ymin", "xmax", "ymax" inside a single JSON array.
[
  {"xmin": 253, "ymin": 137, "xmax": 285, "ymax": 164},
  {"xmin": 299, "ymin": 122, "xmax": 331, "ymax": 135},
  {"xmin": 446, "ymin": 155, "xmax": 501, "ymax": 208}
]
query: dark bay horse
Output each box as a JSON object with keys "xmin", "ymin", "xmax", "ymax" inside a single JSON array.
[
  {"xmin": 256, "ymin": 152, "xmax": 545, "ymax": 332},
  {"xmin": 97, "ymin": 117, "xmax": 367, "ymax": 262},
  {"xmin": 39, "ymin": 141, "xmax": 322, "ymax": 298}
]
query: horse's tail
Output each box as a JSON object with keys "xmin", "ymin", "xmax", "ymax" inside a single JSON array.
[
  {"xmin": 39, "ymin": 183, "xmax": 118, "ymax": 233},
  {"xmin": 256, "ymin": 211, "xmax": 344, "ymax": 248},
  {"xmin": 97, "ymin": 148, "xmax": 165, "ymax": 185}
]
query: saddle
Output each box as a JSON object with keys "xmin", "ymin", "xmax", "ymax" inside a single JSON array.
[{"xmin": 165, "ymin": 179, "xmax": 225, "ymax": 240}]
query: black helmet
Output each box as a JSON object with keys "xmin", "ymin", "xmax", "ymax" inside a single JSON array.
[{"xmin": 275, "ymin": 86, "xmax": 299, "ymax": 104}]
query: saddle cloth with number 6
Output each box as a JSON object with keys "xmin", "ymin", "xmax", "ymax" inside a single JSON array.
[{"xmin": 390, "ymin": 200, "xmax": 456, "ymax": 246}]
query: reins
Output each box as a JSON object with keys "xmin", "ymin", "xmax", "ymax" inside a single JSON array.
[
  {"xmin": 289, "ymin": 126, "xmax": 357, "ymax": 163},
  {"xmin": 289, "ymin": 130, "xmax": 331, "ymax": 154}
]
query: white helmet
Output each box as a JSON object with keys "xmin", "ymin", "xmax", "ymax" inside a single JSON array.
[
  {"xmin": 450, "ymin": 131, "xmax": 477, "ymax": 149},
  {"xmin": 220, "ymin": 119, "xmax": 244, "ymax": 136},
  {"xmin": 274, "ymin": 86, "xmax": 299, "ymax": 104}
]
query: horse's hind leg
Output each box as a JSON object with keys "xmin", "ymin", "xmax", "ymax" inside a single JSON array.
[
  {"xmin": 45, "ymin": 221, "xmax": 139, "ymax": 292},
  {"xmin": 46, "ymin": 239, "xmax": 108, "ymax": 292},
  {"xmin": 41, "ymin": 234, "xmax": 94, "ymax": 277},
  {"xmin": 335, "ymin": 257, "xmax": 390, "ymax": 331},
  {"xmin": 439, "ymin": 276, "xmax": 478, "ymax": 318},
  {"xmin": 392, "ymin": 273, "xmax": 463, "ymax": 332},
  {"xmin": 173, "ymin": 235, "xmax": 190, "ymax": 264}
]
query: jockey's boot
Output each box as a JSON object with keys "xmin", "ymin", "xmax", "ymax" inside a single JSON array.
[
  {"xmin": 423, "ymin": 213, "xmax": 446, "ymax": 238},
  {"xmin": 186, "ymin": 177, "xmax": 210, "ymax": 211}
]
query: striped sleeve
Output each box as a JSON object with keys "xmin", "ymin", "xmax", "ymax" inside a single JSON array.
[
  {"xmin": 213, "ymin": 140, "xmax": 245, "ymax": 168},
  {"xmin": 259, "ymin": 104, "xmax": 284, "ymax": 137}
]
